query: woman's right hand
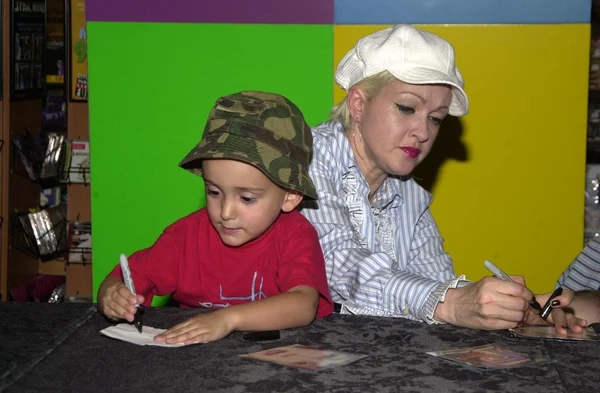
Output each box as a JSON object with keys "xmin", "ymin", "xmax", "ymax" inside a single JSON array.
[
  {"xmin": 435, "ymin": 276, "xmax": 534, "ymax": 330},
  {"xmin": 97, "ymin": 276, "xmax": 144, "ymax": 322}
]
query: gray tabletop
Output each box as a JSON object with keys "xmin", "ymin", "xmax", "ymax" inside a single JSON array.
[{"xmin": 1, "ymin": 302, "xmax": 599, "ymax": 393}]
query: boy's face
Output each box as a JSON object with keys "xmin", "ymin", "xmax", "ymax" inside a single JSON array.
[{"xmin": 202, "ymin": 159, "xmax": 303, "ymax": 247}]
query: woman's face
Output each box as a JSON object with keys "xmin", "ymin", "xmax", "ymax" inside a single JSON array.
[{"xmin": 352, "ymin": 79, "xmax": 452, "ymax": 177}]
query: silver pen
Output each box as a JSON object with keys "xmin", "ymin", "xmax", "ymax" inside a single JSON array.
[
  {"xmin": 483, "ymin": 260, "xmax": 543, "ymax": 312},
  {"xmin": 119, "ymin": 253, "xmax": 143, "ymax": 333}
]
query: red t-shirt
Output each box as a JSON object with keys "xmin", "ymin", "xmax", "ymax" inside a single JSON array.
[{"xmin": 109, "ymin": 209, "xmax": 333, "ymax": 318}]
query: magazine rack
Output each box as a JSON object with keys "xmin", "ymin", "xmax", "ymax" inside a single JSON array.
[
  {"xmin": 11, "ymin": 214, "xmax": 41, "ymax": 259},
  {"xmin": 11, "ymin": 129, "xmax": 66, "ymax": 182},
  {"xmin": 66, "ymin": 217, "xmax": 91, "ymax": 265},
  {"xmin": 60, "ymin": 166, "xmax": 90, "ymax": 186},
  {"xmin": 10, "ymin": 206, "xmax": 68, "ymax": 261},
  {"xmin": 66, "ymin": 245, "xmax": 92, "ymax": 265},
  {"xmin": 0, "ymin": 0, "xmax": 91, "ymax": 302},
  {"xmin": 12, "ymin": 130, "xmax": 92, "ymax": 190}
]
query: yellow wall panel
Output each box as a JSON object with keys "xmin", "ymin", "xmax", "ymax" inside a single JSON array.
[{"xmin": 333, "ymin": 24, "xmax": 590, "ymax": 292}]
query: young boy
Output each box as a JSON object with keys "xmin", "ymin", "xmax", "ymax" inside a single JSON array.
[{"xmin": 97, "ymin": 91, "xmax": 333, "ymax": 345}]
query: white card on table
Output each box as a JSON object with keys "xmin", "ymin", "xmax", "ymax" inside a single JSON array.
[{"xmin": 100, "ymin": 323, "xmax": 201, "ymax": 347}]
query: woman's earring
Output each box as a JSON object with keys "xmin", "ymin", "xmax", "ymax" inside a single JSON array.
[{"xmin": 354, "ymin": 123, "xmax": 363, "ymax": 142}]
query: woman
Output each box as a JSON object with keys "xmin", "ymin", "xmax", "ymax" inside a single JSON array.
[
  {"xmin": 301, "ymin": 24, "xmax": 585, "ymax": 331},
  {"xmin": 551, "ymin": 238, "xmax": 600, "ymax": 327},
  {"xmin": 558, "ymin": 237, "xmax": 600, "ymax": 292}
]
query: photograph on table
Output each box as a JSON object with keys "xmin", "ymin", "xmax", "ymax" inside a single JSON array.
[
  {"xmin": 510, "ymin": 325, "xmax": 600, "ymax": 341},
  {"xmin": 427, "ymin": 344, "xmax": 553, "ymax": 369},
  {"xmin": 240, "ymin": 344, "xmax": 368, "ymax": 370}
]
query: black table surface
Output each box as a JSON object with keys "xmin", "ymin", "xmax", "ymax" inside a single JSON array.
[{"xmin": 1, "ymin": 302, "xmax": 599, "ymax": 393}]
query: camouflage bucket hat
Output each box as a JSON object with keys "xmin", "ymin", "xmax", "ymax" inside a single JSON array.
[{"xmin": 179, "ymin": 91, "xmax": 318, "ymax": 199}]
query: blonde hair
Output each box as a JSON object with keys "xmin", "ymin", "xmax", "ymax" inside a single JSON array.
[{"xmin": 330, "ymin": 70, "xmax": 397, "ymax": 130}]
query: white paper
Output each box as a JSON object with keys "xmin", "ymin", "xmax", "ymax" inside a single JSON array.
[{"xmin": 100, "ymin": 323, "xmax": 196, "ymax": 347}]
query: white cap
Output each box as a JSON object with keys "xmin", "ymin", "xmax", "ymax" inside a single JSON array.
[{"xmin": 335, "ymin": 24, "xmax": 469, "ymax": 116}]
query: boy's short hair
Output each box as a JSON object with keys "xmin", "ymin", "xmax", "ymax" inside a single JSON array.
[{"xmin": 179, "ymin": 91, "xmax": 317, "ymax": 199}]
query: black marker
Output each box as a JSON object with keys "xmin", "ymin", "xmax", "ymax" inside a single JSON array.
[
  {"xmin": 120, "ymin": 253, "xmax": 143, "ymax": 333},
  {"xmin": 242, "ymin": 330, "xmax": 280, "ymax": 342},
  {"xmin": 484, "ymin": 260, "xmax": 543, "ymax": 312},
  {"xmin": 540, "ymin": 287, "xmax": 563, "ymax": 320}
]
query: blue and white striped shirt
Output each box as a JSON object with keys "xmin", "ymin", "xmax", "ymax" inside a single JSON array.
[
  {"xmin": 301, "ymin": 121, "xmax": 467, "ymax": 323},
  {"xmin": 557, "ymin": 237, "xmax": 600, "ymax": 291}
]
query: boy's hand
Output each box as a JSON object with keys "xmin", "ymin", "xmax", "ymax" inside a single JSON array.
[
  {"xmin": 154, "ymin": 309, "xmax": 235, "ymax": 345},
  {"xmin": 153, "ymin": 286, "xmax": 318, "ymax": 345},
  {"xmin": 97, "ymin": 276, "xmax": 144, "ymax": 322}
]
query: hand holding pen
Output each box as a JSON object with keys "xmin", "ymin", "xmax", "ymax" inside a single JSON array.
[
  {"xmin": 96, "ymin": 255, "xmax": 145, "ymax": 326},
  {"xmin": 539, "ymin": 287, "xmax": 567, "ymax": 320},
  {"xmin": 483, "ymin": 260, "xmax": 543, "ymax": 312},
  {"xmin": 536, "ymin": 287, "xmax": 589, "ymax": 334},
  {"xmin": 119, "ymin": 254, "xmax": 144, "ymax": 333},
  {"xmin": 484, "ymin": 260, "xmax": 588, "ymax": 333}
]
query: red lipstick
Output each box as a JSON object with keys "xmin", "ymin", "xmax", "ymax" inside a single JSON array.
[{"xmin": 400, "ymin": 147, "xmax": 420, "ymax": 159}]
